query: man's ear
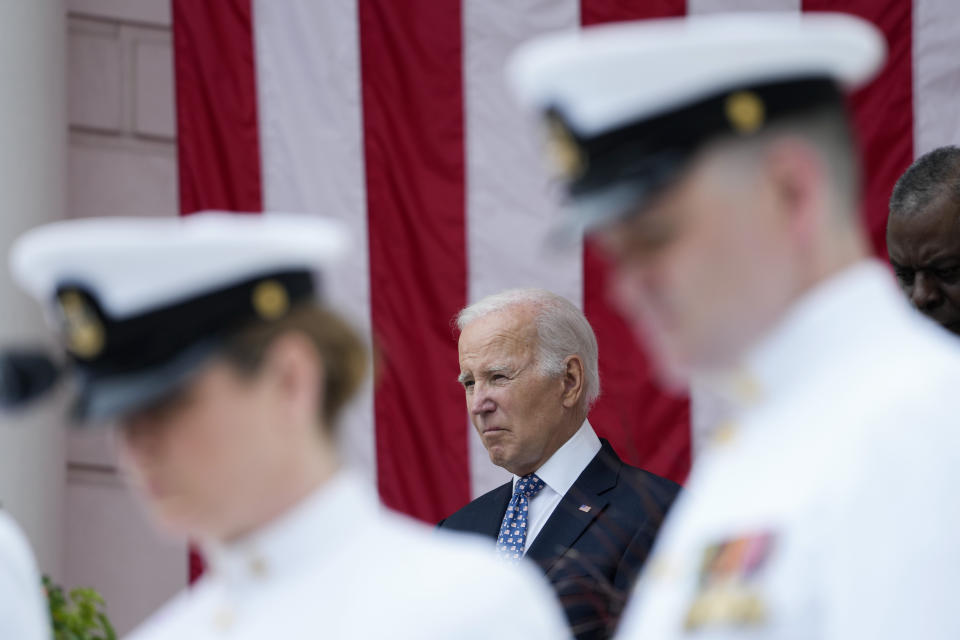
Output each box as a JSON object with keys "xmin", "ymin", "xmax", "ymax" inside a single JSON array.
[
  {"xmin": 261, "ymin": 332, "xmax": 325, "ymax": 426},
  {"xmin": 560, "ymin": 355, "xmax": 585, "ymax": 409},
  {"xmin": 764, "ymin": 137, "xmax": 828, "ymax": 245}
]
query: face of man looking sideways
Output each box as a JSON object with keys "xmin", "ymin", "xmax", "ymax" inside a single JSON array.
[
  {"xmin": 593, "ymin": 139, "xmax": 824, "ymax": 386},
  {"xmin": 458, "ymin": 304, "xmax": 585, "ymax": 477},
  {"xmin": 887, "ymin": 194, "xmax": 960, "ymax": 335}
]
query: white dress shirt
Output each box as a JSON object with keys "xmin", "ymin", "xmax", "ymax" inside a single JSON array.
[
  {"xmin": 0, "ymin": 511, "xmax": 50, "ymax": 640},
  {"xmin": 127, "ymin": 471, "xmax": 570, "ymax": 640},
  {"xmin": 514, "ymin": 420, "xmax": 602, "ymax": 553},
  {"xmin": 616, "ymin": 261, "xmax": 960, "ymax": 639}
]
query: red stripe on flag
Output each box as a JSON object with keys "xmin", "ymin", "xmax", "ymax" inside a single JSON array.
[
  {"xmin": 803, "ymin": 0, "xmax": 914, "ymax": 258},
  {"xmin": 580, "ymin": 0, "xmax": 691, "ymax": 485},
  {"xmin": 172, "ymin": 0, "xmax": 263, "ymax": 582},
  {"xmin": 581, "ymin": 0, "xmax": 684, "ymax": 25},
  {"xmin": 359, "ymin": 0, "xmax": 470, "ymax": 521},
  {"xmin": 172, "ymin": 0, "xmax": 262, "ymax": 215}
]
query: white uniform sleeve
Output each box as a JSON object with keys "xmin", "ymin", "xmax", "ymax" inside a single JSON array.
[
  {"xmin": 0, "ymin": 512, "xmax": 51, "ymax": 640},
  {"xmin": 455, "ymin": 558, "xmax": 573, "ymax": 640}
]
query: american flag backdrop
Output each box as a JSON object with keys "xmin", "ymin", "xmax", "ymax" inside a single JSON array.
[{"xmin": 171, "ymin": 0, "xmax": 959, "ymax": 551}]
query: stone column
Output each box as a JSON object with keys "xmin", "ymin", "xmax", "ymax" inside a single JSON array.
[{"xmin": 0, "ymin": 1, "xmax": 67, "ymax": 576}]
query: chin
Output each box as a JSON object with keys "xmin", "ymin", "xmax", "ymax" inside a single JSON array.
[
  {"xmin": 486, "ymin": 448, "xmax": 519, "ymax": 475},
  {"xmin": 143, "ymin": 498, "xmax": 210, "ymax": 540},
  {"xmin": 639, "ymin": 336, "xmax": 693, "ymax": 391},
  {"xmin": 144, "ymin": 511, "xmax": 194, "ymax": 540},
  {"xmin": 651, "ymin": 364, "xmax": 691, "ymax": 393},
  {"xmin": 487, "ymin": 450, "xmax": 508, "ymax": 469}
]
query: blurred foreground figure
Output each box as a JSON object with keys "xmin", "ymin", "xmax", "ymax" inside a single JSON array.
[
  {"xmin": 0, "ymin": 511, "xmax": 50, "ymax": 639},
  {"xmin": 887, "ymin": 145, "xmax": 960, "ymax": 335},
  {"xmin": 440, "ymin": 288, "xmax": 679, "ymax": 639},
  {"xmin": 509, "ymin": 12, "xmax": 960, "ymax": 639},
  {"xmin": 9, "ymin": 213, "xmax": 569, "ymax": 639}
]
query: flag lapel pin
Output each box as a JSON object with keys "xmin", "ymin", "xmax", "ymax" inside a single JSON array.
[{"xmin": 578, "ymin": 504, "xmax": 591, "ymax": 513}]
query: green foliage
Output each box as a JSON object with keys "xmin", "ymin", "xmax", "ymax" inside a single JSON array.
[{"xmin": 43, "ymin": 575, "xmax": 117, "ymax": 640}]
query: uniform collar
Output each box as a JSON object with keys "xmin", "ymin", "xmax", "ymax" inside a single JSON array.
[
  {"xmin": 706, "ymin": 260, "xmax": 905, "ymax": 412},
  {"xmin": 513, "ymin": 419, "xmax": 602, "ymax": 496},
  {"xmin": 203, "ymin": 471, "xmax": 378, "ymax": 585}
]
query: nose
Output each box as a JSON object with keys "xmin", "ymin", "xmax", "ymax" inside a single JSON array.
[
  {"xmin": 468, "ymin": 384, "xmax": 496, "ymax": 416},
  {"xmin": 118, "ymin": 414, "xmax": 161, "ymax": 460},
  {"xmin": 910, "ymin": 272, "xmax": 944, "ymax": 312}
]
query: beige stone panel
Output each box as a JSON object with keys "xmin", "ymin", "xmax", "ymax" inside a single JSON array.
[
  {"xmin": 68, "ymin": 20, "xmax": 123, "ymax": 132},
  {"xmin": 68, "ymin": 143, "xmax": 177, "ymax": 218},
  {"xmin": 133, "ymin": 39, "xmax": 175, "ymax": 138}
]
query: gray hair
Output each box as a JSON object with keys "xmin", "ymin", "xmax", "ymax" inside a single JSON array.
[
  {"xmin": 456, "ymin": 288, "xmax": 600, "ymax": 406},
  {"xmin": 889, "ymin": 145, "xmax": 960, "ymax": 218}
]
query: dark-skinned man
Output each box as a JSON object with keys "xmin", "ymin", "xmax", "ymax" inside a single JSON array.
[{"xmin": 887, "ymin": 145, "xmax": 960, "ymax": 334}]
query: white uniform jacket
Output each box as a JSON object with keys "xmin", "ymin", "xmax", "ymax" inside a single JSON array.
[
  {"xmin": 0, "ymin": 511, "xmax": 50, "ymax": 640},
  {"xmin": 617, "ymin": 261, "xmax": 960, "ymax": 639},
  {"xmin": 127, "ymin": 472, "xmax": 570, "ymax": 639}
]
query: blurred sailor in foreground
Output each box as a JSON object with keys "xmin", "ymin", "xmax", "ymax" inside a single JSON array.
[
  {"xmin": 509, "ymin": 12, "xmax": 960, "ymax": 639},
  {"xmin": 9, "ymin": 213, "xmax": 569, "ymax": 639}
]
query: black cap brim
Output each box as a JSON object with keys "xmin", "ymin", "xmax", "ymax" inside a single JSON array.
[
  {"xmin": 71, "ymin": 340, "xmax": 221, "ymax": 424},
  {"xmin": 548, "ymin": 152, "xmax": 688, "ymax": 248}
]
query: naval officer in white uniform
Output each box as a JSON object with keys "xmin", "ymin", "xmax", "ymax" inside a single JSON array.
[
  {"xmin": 508, "ymin": 12, "xmax": 960, "ymax": 639},
  {"xmin": 8, "ymin": 213, "xmax": 570, "ymax": 639}
]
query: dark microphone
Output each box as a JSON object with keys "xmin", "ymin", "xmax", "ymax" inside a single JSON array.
[{"xmin": 0, "ymin": 350, "xmax": 62, "ymax": 410}]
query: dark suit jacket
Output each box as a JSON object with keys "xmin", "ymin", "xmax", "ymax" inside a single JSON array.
[{"xmin": 438, "ymin": 439, "xmax": 680, "ymax": 640}]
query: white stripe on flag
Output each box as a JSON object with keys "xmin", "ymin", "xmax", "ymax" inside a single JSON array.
[
  {"xmin": 252, "ymin": 0, "xmax": 377, "ymax": 485},
  {"xmin": 913, "ymin": 0, "xmax": 960, "ymax": 157},
  {"xmin": 463, "ymin": 0, "xmax": 583, "ymax": 497}
]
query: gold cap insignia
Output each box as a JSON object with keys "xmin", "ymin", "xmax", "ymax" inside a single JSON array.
[
  {"xmin": 252, "ymin": 280, "xmax": 290, "ymax": 320},
  {"xmin": 725, "ymin": 91, "xmax": 765, "ymax": 135},
  {"xmin": 544, "ymin": 114, "xmax": 587, "ymax": 180},
  {"xmin": 58, "ymin": 291, "xmax": 105, "ymax": 359}
]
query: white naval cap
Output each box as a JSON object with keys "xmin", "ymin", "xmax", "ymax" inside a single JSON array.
[
  {"xmin": 9, "ymin": 212, "xmax": 350, "ymax": 422},
  {"xmin": 506, "ymin": 12, "xmax": 886, "ymax": 232}
]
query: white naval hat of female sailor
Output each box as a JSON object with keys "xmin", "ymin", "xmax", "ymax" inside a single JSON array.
[
  {"xmin": 9, "ymin": 212, "xmax": 350, "ymax": 422},
  {"xmin": 506, "ymin": 12, "xmax": 886, "ymax": 235}
]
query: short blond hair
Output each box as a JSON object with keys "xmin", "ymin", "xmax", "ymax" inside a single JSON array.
[{"xmin": 222, "ymin": 304, "xmax": 368, "ymax": 430}]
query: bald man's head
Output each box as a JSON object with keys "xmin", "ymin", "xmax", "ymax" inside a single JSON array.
[{"xmin": 890, "ymin": 146, "xmax": 960, "ymax": 220}]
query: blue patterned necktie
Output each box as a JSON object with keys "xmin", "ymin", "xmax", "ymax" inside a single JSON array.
[{"xmin": 496, "ymin": 473, "xmax": 546, "ymax": 561}]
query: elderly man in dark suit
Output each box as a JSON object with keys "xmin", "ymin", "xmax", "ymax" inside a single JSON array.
[{"xmin": 438, "ymin": 288, "xmax": 680, "ymax": 640}]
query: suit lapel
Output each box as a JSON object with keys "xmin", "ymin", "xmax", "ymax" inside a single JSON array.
[
  {"xmin": 525, "ymin": 440, "xmax": 621, "ymax": 573},
  {"xmin": 469, "ymin": 482, "xmax": 513, "ymax": 540}
]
